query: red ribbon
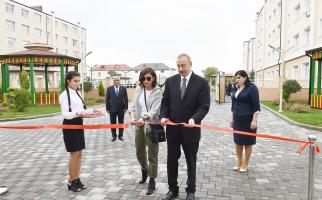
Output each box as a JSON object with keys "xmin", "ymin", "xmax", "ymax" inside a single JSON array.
[
  {"xmin": 0, "ymin": 124, "xmax": 128, "ymax": 130},
  {"xmin": 164, "ymin": 121, "xmax": 319, "ymax": 154}
]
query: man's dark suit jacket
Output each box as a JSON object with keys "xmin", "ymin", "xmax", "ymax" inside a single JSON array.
[
  {"xmin": 105, "ymin": 85, "xmax": 128, "ymax": 113},
  {"xmin": 160, "ymin": 72, "xmax": 210, "ymax": 143}
]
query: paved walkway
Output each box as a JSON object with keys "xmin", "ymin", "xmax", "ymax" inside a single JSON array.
[{"xmin": 0, "ymin": 100, "xmax": 321, "ymax": 200}]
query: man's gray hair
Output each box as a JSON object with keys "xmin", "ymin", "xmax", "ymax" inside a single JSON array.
[
  {"xmin": 113, "ymin": 76, "xmax": 120, "ymax": 80},
  {"xmin": 177, "ymin": 53, "xmax": 191, "ymax": 61}
]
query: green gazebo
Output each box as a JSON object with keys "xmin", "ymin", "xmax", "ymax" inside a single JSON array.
[
  {"xmin": 0, "ymin": 43, "xmax": 80, "ymax": 105},
  {"xmin": 306, "ymin": 47, "xmax": 322, "ymax": 109}
]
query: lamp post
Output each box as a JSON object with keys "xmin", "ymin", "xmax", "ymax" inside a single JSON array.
[
  {"xmin": 268, "ymin": 45, "xmax": 294, "ymax": 112},
  {"xmin": 80, "ymin": 51, "xmax": 92, "ymax": 97}
]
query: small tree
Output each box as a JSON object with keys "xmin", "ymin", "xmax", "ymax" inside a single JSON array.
[
  {"xmin": 83, "ymin": 81, "xmax": 93, "ymax": 92},
  {"xmin": 98, "ymin": 80, "xmax": 105, "ymax": 97},
  {"xmin": 202, "ymin": 67, "xmax": 219, "ymax": 83},
  {"xmin": 20, "ymin": 69, "xmax": 30, "ymax": 91},
  {"xmin": 283, "ymin": 80, "xmax": 302, "ymax": 102},
  {"xmin": 249, "ymin": 70, "xmax": 255, "ymax": 82}
]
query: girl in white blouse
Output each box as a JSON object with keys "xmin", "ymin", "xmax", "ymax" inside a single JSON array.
[{"xmin": 59, "ymin": 71, "xmax": 102, "ymax": 192}]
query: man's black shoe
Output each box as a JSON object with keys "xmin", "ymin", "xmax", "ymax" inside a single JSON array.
[
  {"xmin": 111, "ymin": 137, "xmax": 116, "ymax": 141},
  {"xmin": 186, "ymin": 192, "xmax": 195, "ymax": 200},
  {"xmin": 118, "ymin": 136, "xmax": 124, "ymax": 141},
  {"xmin": 162, "ymin": 190, "xmax": 178, "ymax": 200}
]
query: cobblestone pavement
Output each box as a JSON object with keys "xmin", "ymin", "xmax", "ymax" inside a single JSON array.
[{"xmin": 0, "ymin": 100, "xmax": 321, "ymax": 200}]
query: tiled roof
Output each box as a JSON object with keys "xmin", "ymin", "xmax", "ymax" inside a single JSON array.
[
  {"xmin": 92, "ymin": 64, "xmax": 131, "ymax": 71},
  {"xmin": 131, "ymin": 63, "xmax": 171, "ymax": 71}
]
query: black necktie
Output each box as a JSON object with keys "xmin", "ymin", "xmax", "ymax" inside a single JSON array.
[{"xmin": 181, "ymin": 77, "xmax": 187, "ymax": 99}]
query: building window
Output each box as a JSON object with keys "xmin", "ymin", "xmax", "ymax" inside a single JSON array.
[
  {"xmin": 304, "ymin": 27, "xmax": 310, "ymax": 45},
  {"xmin": 81, "ymin": 41, "xmax": 84, "ymax": 48},
  {"xmin": 294, "ymin": 34, "xmax": 299, "ymax": 47},
  {"xmin": 73, "ymin": 51, "xmax": 78, "ymax": 57},
  {"xmin": 73, "ymin": 27, "xmax": 77, "ymax": 34},
  {"xmin": 21, "ymin": 9, "xmax": 29, "ymax": 18},
  {"xmin": 98, "ymin": 72, "xmax": 101, "ymax": 78},
  {"xmin": 34, "ymin": 13, "xmax": 42, "ymax": 23},
  {"xmin": 73, "ymin": 39, "xmax": 78, "ymax": 47},
  {"xmin": 62, "ymin": 23, "xmax": 68, "ymax": 32},
  {"xmin": 295, "ymin": 4, "xmax": 300, "ymax": 20},
  {"xmin": 64, "ymin": 49, "xmax": 68, "ymax": 55},
  {"xmin": 55, "ymin": 21, "xmax": 58, "ymax": 27},
  {"xmin": 21, "ymin": 24, "xmax": 30, "ymax": 34},
  {"xmin": 55, "ymin": 34, "xmax": 58, "ymax": 41},
  {"xmin": 302, "ymin": 62, "xmax": 310, "ymax": 79},
  {"xmin": 22, "ymin": 40, "xmax": 30, "ymax": 45},
  {"xmin": 5, "ymin": 3, "xmax": 14, "ymax": 13},
  {"xmin": 47, "ymin": 32, "xmax": 51, "ymax": 40},
  {"xmin": 63, "ymin": 36, "xmax": 68, "ymax": 45},
  {"xmin": 320, "ymin": 19, "xmax": 322, "ymax": 36},
  {"xmin": 305, "ymin": 0, "xmax": 311, "ymax": 16},
  {"xmin": 56, "ymin": 48, "xmax": 59, "ymax": 53},
  {"xmin": 6, "ymin": 37, "xmax": 15, "ymax": 48},
  {"xmin": 291, "ymin": 65, "xmax": 298, "ymax": 79},
  {"xmin": 35, "ymin": 28, "xmax": 42, "ymax": 38},
  {"xmin": 6, "ymin": 20, "xmax": 15, "ymax": 32}
]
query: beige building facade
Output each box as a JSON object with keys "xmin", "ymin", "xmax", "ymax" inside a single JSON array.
[
  {"xmin": 0, "ymin": 0, "xmax": 86, "ymax": 89},
  {"xmin": 244, "ymin": 0, "xmax": 322, "ymax": 101}
]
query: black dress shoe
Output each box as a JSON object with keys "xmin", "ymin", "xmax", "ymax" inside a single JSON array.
[
  {"xmin": 118, "ymin": 136, "xmax": 124, "ymax": 141},
  {"xmin": 76, "ymin": 178, "xmax": 87, "ymax": 190},
  {"xmin": 139, "ymin": 169, "xmax": 148, "ymax": 184},
  {"xmin": 186, "ymin": 192, "xmax": 195, "ymax": 200},
  {"xmin": 162, "ymin": 190, "xmax": 178, "ymax": 200},
  {"xmin": 111, "ymin": 137, "xmax": 116, "ymax": 141}
]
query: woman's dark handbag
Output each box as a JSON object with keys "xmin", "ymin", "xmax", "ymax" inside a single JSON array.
[
  {"xmin": 144, "ymin": 88, "xmax": 166, "ymax": 143},
  {"xmin": 150, "ymin": 124, "xmax": 166, "ymax": 143}
]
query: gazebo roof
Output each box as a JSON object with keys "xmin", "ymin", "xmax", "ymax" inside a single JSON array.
[
  {"xmin": 131, "ymin": 63, "xmax": 174, "ymax": 71},
  {"xmin": 0, "ymin": 43, "xmax": 80, "ymax": 66},
  {"xmin": 306, "ymin": 46, "xmax": 322, "ymax": 60}
]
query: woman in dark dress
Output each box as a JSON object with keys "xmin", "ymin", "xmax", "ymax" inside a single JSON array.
[
  {"xmin": 230, "ymin": 70, "xmax": 260, "ymax": 173},
  {"xmin": 59, "ymin": 71, "xmax": 102, "ymax": 192}
]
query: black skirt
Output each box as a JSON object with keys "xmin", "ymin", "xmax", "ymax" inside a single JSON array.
[
  {"xmin": 62, "ymin": 117, "xmax": 85, "ymax": 152},
  {"xmin": 233, "ymin": 114, "xmax": 256, "ymax": 145}
]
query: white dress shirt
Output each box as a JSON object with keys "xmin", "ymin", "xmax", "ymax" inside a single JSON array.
[
  {"xmin": 181, "ymin": 70, "xmax": 192, "ymax": 88},
  {"xmin": 139, "ymin": 89, "xmax": 152, "ymax": 117},
  {"xmin": 59, "ymin": 88, "xmax": 94, "ymax": 119}
]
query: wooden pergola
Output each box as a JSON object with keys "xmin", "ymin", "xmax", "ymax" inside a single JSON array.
[
  {"xmin": 0, "ymin": 43, "xmax": 80, "ymax": 105},
  {"xmin": 306, "ymin": 47, "xmax": 322, "ymax": 109}
]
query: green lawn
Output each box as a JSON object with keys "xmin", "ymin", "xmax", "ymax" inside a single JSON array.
[
  {"xmin": 262, "ymin": 102, "xmax": 322, "ymax": 127},
  {"xmin": 0, "ymin": 99, "xmax": 104, "ymax": 119}
]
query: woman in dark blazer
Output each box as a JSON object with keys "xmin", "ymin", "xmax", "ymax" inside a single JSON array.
[{"xmin": 230, "ymin": 70, "xmax": 260, "ymax": 173}]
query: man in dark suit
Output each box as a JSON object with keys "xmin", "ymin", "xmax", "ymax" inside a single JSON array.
[
  {"xmin": 106, "ymin": 77, "xmax": 128, "ymax": 141},
  {"xmin": 160, "ymin": 54, "xmax": 210, "ymax": 200}
]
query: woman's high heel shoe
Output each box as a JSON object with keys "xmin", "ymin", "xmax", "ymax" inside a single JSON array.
[{"xmin": 68, "ymin": 180, "xmax": 81, "ymax": 192}]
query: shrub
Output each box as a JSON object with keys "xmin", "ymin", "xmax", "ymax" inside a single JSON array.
[
  {"xmin": 283, "ymin": 80, "xmax": 302, "ymax": 102},
  {"xmin": 83, "ymin": 81, "xmax": 93, "ymax": 92},
  {"xmin": 98, "ymin": 81, "xmax": 105, "ymax": 97},
  {"xmin": 20, "ymin": 69, "xmax": 30, "ymax": 91},
  {"xmin": 9, "ymin": 89, "xmax": 31, "ymax": 111},
  {"xmin": 272, "ymin": 100, "xmax": 279, "ymax": 105},
  {"xmin": 288, "ymin": 103, "xmax": 311, "ymax": 113}
]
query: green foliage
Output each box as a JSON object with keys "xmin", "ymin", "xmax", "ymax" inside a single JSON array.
[
  {"xmin": 202, "ymin": 67, "xmax": 219, "ymax": 85},
  {"xmin": 98, "ymin": 81, "xmax": 105, "ymax": 97},
  {"xmin": 83, "ymin": 81, "xmax": 93, "ymax": 92},
  {"xmin": 20, "ymin": 69, "xmax": 30, "ymax": 91},
  {"xmin": 8, "ymin": 89, "xmax": 31, "ymax": 112},
  {"xmin": 282, "ymin": 80, "xmax": 302, "ymax": 102},
  {"xmin": 249, "ymin": 70, "xmax": 255, "ymax": 82}
]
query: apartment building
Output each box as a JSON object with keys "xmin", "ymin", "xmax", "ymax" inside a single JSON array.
[
  {"xmin": 244, "ymin": 0, "xmax": 322, "ymax": 101},
  {"xmin": 0, "ymin": 0, "xmax": 86, "ymax": 90}
]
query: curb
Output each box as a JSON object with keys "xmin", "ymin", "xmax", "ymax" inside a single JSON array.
[
  {"xmin": 261, "ymin": 103, "xmax": 322, "ymax": 132},
  {"xmin": 0, "ymin": 104, "xmax": 105, "ymax": 122}
]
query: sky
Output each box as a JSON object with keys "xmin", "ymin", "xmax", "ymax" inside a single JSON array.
[{"xmin": 19, "ymin": 0, "xmax": 264, "ymax": 75}]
